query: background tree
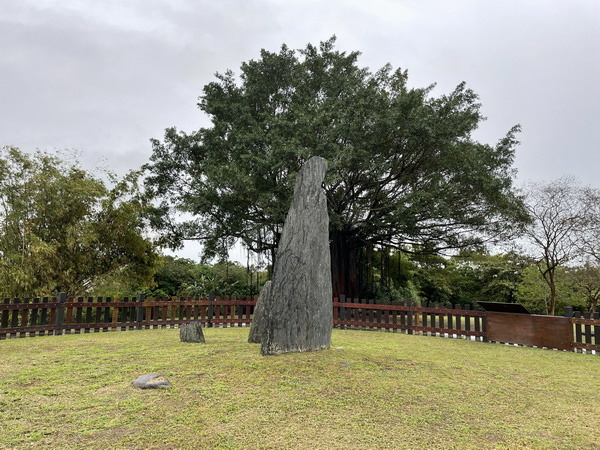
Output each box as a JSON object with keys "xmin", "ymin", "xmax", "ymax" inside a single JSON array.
[
  {"xmin": 0, "ymin": 147, "xmax": 159, "ymax": 296},
  {"xmin": 521, "ymin": 177, "xmax": 588, "ymax": 315},
  {"xmin": 455, "ymin": 251, "xmax": 530, "ymax": 304},
  {"xmin": 148, "ymin": 256, "xmax": 266, "ymax": 298},
  {"xmin": 577, "ymin": 187, "xmax": 600, "ymax": 264},
  {"xmin": 144, "ymin": 37, "xmax": 528, "ymax": 297},
  {"xmin": 515, "ymin": 265, "xmax": 583, "ymax": 314},
  {"xmin": 565, "ymin": 262, "xmax": 600, "ymax": 314}
]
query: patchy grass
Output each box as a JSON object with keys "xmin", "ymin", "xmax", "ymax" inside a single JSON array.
[{"xmin": 1, "ymin": 328, "xmax": 599, "ymax": 449}]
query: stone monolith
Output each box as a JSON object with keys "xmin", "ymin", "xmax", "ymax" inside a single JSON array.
[
  {"xmin": 248, "ymin": 281, "xmax": 272, "ymax": 343},
  {"xmin": 260, "ymin": 156, "xmax": 332, "ymax": 355}
]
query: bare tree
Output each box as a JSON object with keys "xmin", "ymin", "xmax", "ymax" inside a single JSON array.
[
  {"xmin": 522, "ymin": 177, "xmax": 587, "ymax": 315},
  {"xmin": 578, "ymin": 187, "xmax": 600, "ymax": 263}
]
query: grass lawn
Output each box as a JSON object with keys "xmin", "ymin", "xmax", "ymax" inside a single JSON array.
[{"xmin": 1, "ymin": 328, "xmax": 599, "ymax": 449}]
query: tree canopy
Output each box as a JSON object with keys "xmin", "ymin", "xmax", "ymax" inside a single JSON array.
[{"xmin": 144, "ymin": 37, "xmax": 529, "ymax": 296}]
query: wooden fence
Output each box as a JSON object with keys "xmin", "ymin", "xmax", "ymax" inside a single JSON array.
[
  {"xmin": 565, "ymin": 306, "xmax": 600, "ymax": 353},
  {"xmin": 1, "ymin": 293, "xmax": 598, "ymax": 354},
  {"xmin": 0, "ymin": 293, "xmax": 256, "ymax": 339},
  {"xmin": 333, "ymin": 295, "xmax": 486, "ymax": 340}
]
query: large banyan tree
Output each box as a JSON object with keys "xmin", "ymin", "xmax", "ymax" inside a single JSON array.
[{"xmin": 143, "ymin": 37, "xmax": 528, "ymax": 297}]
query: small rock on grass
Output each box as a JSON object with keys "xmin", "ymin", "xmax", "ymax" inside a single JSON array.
[
  {"xmin": 132, "ymin": 374, "xmax": 172, "ymax": 389},
  {"xmin": 180, "ymin": 321, "xmax": 206, "ymax": 343}
]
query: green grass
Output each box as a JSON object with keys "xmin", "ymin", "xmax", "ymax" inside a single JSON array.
[{"xmin": 1, "ymin": 328, "xmax": 599, "ymax": 449}]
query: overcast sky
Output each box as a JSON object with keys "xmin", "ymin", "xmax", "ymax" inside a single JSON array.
[{"xmin": 2, "ymin": 0, "xmax": 599, "ymax": 260}]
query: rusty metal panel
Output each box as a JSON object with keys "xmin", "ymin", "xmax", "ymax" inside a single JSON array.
[{"xmin": 486, "ymin": 312, "xmax": 572, "ymax": 350}]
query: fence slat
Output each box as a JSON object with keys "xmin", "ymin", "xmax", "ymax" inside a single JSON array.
[
  {"xmin": 30, "ymin": 298, "xmax": 40, "ymax": 334},
  {"xmin": 10, "ymin": 298, "xmax": 20, "ymax": 338},
  {"xmin": 594, "ymin": 312, "xmax": 599, "ymax": 352},
  {"xmin": 574, "ymin": 311, "xmax": 583, "ymax": 353},
  {"xmin": 136, "ymin": 293, "xmax": 144, "ymax": 330},
  {"xmin": 406, "ymin": 299, "xmax": 413, "ymax": 334},
  {"xmin": 75, "ymin": 297, "xmax": 84, "ymax": 334},
  {"xmin": 583, "ymin": 312, "xmax": 592, "ymax": 352},
  {"xmin": 55, "ymin": 293, "xmax": 67, "ymax": 336},
  {"xmin": 20, "ymin": 298, "xmax": 30, "ymax": 336},
  {"xmin": 120, "ymin": 297, "xmax": 128, "ymax": 331},
  {"xmin": 65, "ymin": 297, "xmax": 74, "ymax": 333},
  {"xmin": 463, "ymin": 304, "xmax": 471, "ymax": 336},
  {"xmin": 0, "ymin": 298, "xmax": 9, "ymax": 339},
  {"xmin": 84, "ymin": 297, "xmax": 92, "ymax": 332}
]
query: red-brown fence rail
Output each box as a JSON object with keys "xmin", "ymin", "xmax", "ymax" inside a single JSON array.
[{"xmin": 1, "ymin": 293, "xmax": 599, "ymax": 355}]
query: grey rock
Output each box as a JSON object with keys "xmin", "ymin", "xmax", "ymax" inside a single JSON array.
[
  {"xmin": 260, "ymin": 156, "xmax": 332, "ymax": 355},
  {"xmin": 248, "ymin": 281, "xmax": 272, "ymax": 343},
  {"xmin": 132, "ymin": 374, "xmax": 172, "ymax": 389},
  {"xmin": 180, "ymin": 321, "xmax": 205, "ymax": 343}
]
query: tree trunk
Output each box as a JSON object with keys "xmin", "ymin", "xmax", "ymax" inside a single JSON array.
[
  {"xmin": 330, "ymin": 230, "xmax": 361, "ymax": 298},
  {"xmin": 548, "ymin": 270, "xmax": 557, "ymax": 316}
]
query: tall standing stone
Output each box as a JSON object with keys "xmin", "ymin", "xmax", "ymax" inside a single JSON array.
[
  {"xmin": 248, "ymin": 281, "xmax": 271, "ymax": 343},
  {"xmin": 260, "ymin": 156, "xmax": 332, "ymax": 356}
]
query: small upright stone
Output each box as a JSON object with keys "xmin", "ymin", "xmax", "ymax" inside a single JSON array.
[
  {"xmin": 248, "ymin": 281, "xmax": 272, "ymax": 343},
  {"xmin": 261, "ymin": 156, "xmax": 332, "ymax": 356},
  {"xmin": 180, "ymin": 321, "xmax": 205, "ymax": 343}
]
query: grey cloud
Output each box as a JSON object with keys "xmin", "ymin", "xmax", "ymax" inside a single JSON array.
[{"xmin": 1, "ymin": 0, "xmax": 599, "ymax": 185}]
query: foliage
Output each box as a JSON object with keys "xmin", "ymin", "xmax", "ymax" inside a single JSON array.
[
  {"xmin": 515, "ymin": 265, "xmax": 584, "ymax": 314},
  {"xmin": 454, "ymin": 251, "xmax": 530, "ymax": 303},
  {"xmin": 564, "ymin": 262, "xmax": 600, "ymax": 313},
  {"xmin": 148, "ymin": 256, "xmax": 266, "ymax": 298},
  {"xmin": 143, "ymin": 37, "xmax": 528, "ymax": 296},
  {"xmin": 149, "ymin": 256, "xmax": 202, "ymax": 297},
  {"xmin": 0, "ymin": 147, "xmax": 159, "ymax": 296},
  {"xmin": 390, "ymin": 251, "xmax": 529, "ymax": 307}
]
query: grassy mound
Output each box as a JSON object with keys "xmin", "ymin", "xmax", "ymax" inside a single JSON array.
[{"xmin": 1, "ymin": 328, "xmax": 599, "ymax": 448}]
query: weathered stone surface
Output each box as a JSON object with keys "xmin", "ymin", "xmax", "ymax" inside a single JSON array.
[
  {"xmin": 248, "ymin": 281, "xmax": 272, "ymax": 343},
  {"xmin": 132, "ymin": 374, "xmax": 172, "ymax": 389},
  {"xmin": 260, "ymin": 156, "xmax": 332, "ymax": 356},
  {"xmin": 180, "ymin": 321, "xmax": 205, "ymax": 343}
]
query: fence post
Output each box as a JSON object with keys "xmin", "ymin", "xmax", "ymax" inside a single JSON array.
[
  {"xmin": 481, "ymin": 309, "xmax": 488, "ymax": 342},
  {"xmin": 339, "ymin": 294, "xmax": 346, "ymax": 330},
  {"xmin": 406, "ymin": 298, "xmax": 413, "ymax": 334},
  {"xmin": 463, "ymin": 304, "xmax": 471, "ymax": 336},
  {"xmin": 562, "ymin": 306, "xmax": 574, "ymax": 353},
  {"xmin": 136, "ymin": 293, "xmax": 145, "ymax": 330},
  {"xmin": 55, "ymin": 292, "xmax": 67, "ymax": 336},
  {"xmin": 574, "ymin": 310, "xmax": 582, "ymax": 353},
  {"xmin": 207, "ymin": 294, "xmax": 215, "ymax": 328}
]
